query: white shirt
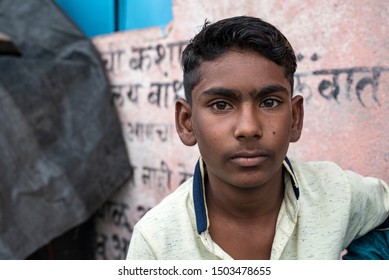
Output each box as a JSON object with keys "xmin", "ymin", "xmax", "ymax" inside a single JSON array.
[{"xmin": 127, "ymin": 157, "xmax": 389, "ymax": 259}]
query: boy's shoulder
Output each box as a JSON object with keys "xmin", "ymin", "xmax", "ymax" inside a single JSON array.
[
  {"xmin": 287, "ymin": 157, "xmax": 387, "ymax": 197},
  {"xmin": 134, "ymin": 177, "xmax": 194, "ymax": 228},
  {"xmin": 128, "ymin": 177, "xmax": 201, "ymax": 259},
  {"xmin": 288, "ymin": 157, "xmax": 350, "ymax": 183},
  {"xmin": 288, "ymin": 157, "xmax": 376, "ymax": 183},
  {"xmin": 289, "ymin": 157, "xmax": 344, "ymax": 173}
]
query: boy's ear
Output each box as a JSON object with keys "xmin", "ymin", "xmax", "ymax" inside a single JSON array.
[
  {"xmin": 175, "ymin": 98, "xmax": 197, "ymax": 146},
  {"xmin": 290, "ymin": 95, "xmax": 304, "ymax": 143}
]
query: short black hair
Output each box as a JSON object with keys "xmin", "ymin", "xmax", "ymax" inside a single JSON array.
[{"xmin": 181, "ymin": 16, "xmax": 297, "ymax": 104}]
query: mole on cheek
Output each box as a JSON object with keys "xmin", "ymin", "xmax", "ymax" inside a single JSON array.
[{"xmin": 272, "ymin": 131, "xmax": 276, "ymax": 135}]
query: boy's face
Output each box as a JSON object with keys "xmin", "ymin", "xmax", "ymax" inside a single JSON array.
[{"xmin": 176, "ymin": 50, "xmax": 304, "ymax": 189}]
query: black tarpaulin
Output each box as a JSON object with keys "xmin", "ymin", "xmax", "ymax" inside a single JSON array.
[{"xmin": 0, "ymin": 0, "xmax": 132, "ymax": 259}]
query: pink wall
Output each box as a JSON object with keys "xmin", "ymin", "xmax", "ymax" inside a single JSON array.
[{"xmin": 92, "ymin": 0, "xmax": 389, "ymax": 259}]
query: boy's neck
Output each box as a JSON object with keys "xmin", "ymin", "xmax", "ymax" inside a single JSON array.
[
  {"xmin": 205, "ymin": 167, "xmax": 285, "ymax": 221},
  {"xmin": 204, "ymin": 166, "xmax": 285, "ymax": 260}
]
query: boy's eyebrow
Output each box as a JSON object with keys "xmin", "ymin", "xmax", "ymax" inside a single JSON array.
[
  {"xmin": 256, "ymin": 85, "xmax": 290, "ymax": 97},
  {"xmin": 201, "ymin": 87, "xmax": 241, "ymax": 99},
  {"xmin": 200, "ymin": 84, "xmax": 289, "ymax": 100}
]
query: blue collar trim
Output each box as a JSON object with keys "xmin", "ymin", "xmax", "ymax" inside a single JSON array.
[
  {"xmin": 284, "ymin": 157, "xmax": 300, "ymax": 199},
  {"xmin": 192, "ymin": 157, "xmax": 299, "ymax": 234},
  {"xmin": 193, "ymin": 159, "xmax": 207, "ymax": 234}
]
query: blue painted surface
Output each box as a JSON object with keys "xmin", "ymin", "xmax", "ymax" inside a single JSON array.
[
  {"xmin": 118, "ymin": 0, "xmax": 173, "ymax": 31},
  {"xmin": 55, "ymin": 0, "xmax": 115, "ymax": 37},
  {"xmin": 55, "ymin": 0, "xmax": 173, "ymax": 37}
]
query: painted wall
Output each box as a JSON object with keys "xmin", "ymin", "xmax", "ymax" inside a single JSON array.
[{"xmin": 92, "ymin": 0, "xmax": 389, "ymax": 259}]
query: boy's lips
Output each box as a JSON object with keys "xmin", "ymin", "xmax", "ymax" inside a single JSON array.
[{"xmin": 229, "ymin": 151, "xmax": 270, "ymax": 167}]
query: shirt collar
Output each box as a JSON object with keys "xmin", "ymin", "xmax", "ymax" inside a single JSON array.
[{"xmin": 192, "ymin": 157, "xmax": 300, "ymax": 234}]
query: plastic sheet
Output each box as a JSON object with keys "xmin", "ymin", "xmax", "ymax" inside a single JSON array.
[{"xmin": 0, "ymin": 0, "xmax": 132, "ymax": 259}]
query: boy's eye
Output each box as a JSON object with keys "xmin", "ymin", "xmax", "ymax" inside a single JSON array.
[
  {"xmin": 261, "ymin": 98, "xmax": 279, "ymax": 108},
  {"xmin": 211, "ymin": 101, "xmax": 232, "ymax": 110}
]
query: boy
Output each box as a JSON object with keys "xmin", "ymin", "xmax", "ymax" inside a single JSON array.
[{"xmin": 127, "ymin": 16, "xmax": 389, "ymax": 259}]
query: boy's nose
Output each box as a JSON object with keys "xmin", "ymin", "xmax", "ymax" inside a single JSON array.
[{"xmin": 233, "ymin": 104, "xmax": 263, "ymax": 140}]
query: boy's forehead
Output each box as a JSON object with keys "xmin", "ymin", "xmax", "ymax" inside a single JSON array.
[
  {"xmin": 199, "ymin": 49, "xmax": 280, "ymax": 72},
  {"xmin": 198, "ymin": 50, "xmax": 287, "ymax": 80},
  {"xmin": 193, "ymin": 50, "xmax": 291, "ymax": 97}
]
